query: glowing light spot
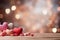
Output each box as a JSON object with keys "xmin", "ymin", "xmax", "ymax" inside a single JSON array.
[
  {"xmin": 52, "ymin": 28, "xmax": 57, "ymax": 33},
  {"xmin": 5, "ymin": 8, "xmax": 10, "ymax": 14},
  {"xmin": 11, "ymin": 5, "xmax": 16, "ymax": 11},
  {"xmin": 15, "ymin": 14, "xmax": 20, "ymax": 19}
]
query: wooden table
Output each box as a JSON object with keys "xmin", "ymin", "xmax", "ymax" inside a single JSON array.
[{"xmin": 0, "ymin": 33, "xmax": 60, "ymax": 40}]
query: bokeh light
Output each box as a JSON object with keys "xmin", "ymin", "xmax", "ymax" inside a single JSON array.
[
  {"xmin": 11, "ymin": 5, "xmax": 16, "ymax": 11},
  {"xmin": 5, "ymin": 8, "xmax": 10, "ymax": 14},
  {"xmin": 15, "ymin": 13, "xmax": 23, "ymax": 20},
  {"xmin": 15, "ymin": 14, "xmax": 20, "ymax": 19},
  {"xmin": 52, "ymin": 28, "xmax": 57, "ymax": 33}
]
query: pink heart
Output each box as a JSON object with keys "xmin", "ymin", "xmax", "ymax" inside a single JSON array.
[
  {"xmin": 0, "ymin": 22, "xmax": 8, "ymax": 30},
  {"xmin": 3, "ymin": 22, "xmax": 8, "ymax": 30}
]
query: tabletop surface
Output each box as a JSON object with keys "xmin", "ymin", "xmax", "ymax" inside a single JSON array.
[{"xmin": 0, "ymin": 33, "xmax": 60, "ymax": 40}]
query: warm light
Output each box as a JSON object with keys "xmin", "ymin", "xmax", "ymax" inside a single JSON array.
[
  {"xmin": 11, "ymin": 5, "xmax": 16, "ymax": 11},
  {"xmin": 15, "ymin": 14, "xmax": 20, "ymax": 19},
  {"xmin": 52, "ymin": 28, "xmax": 57, "ymax": 33},
  {"xmin": 42, "ymin": 9, "xmax": 48, "ymax": 15},
  {"xmin": 15, "ymin": 13, "xmax": 22, "ymax": 20},
  {"xmin": 5, "ymin": 8, "xmax": 10, "ymax": 14}
]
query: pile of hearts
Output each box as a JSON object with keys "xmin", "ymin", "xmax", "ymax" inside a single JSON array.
[{"xmin": 0, "ymin": 22, "xmax": 34, "ymax": 36}]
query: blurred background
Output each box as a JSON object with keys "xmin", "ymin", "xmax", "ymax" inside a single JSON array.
[{"xmin": 0, "ymin": 0, "xmax": 60, "ymax": 33}]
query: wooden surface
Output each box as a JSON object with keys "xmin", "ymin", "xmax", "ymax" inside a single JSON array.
[{"xmin": 0, "ymin": 33, "xmax": 60, "ymax": 40}]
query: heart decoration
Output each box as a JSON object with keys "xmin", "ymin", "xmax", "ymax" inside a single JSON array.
[{"xmin": 0, "ymin": 22, "xmax": 8, "ymax": 30}]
